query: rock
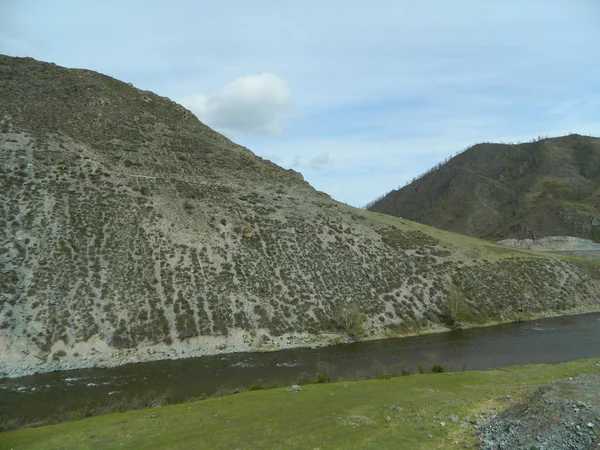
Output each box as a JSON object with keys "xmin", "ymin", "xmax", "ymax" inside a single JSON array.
[
  {"xmin": 450, "ymin": 415, "xmax": 459, "ymax": 423},
  {"xmin": 348, "ymin": 415, "xmax": 372, "ymax": 426},
  {"xmin": 385, "ymin": 416, "xmax": 391, "ymax": 422},
  {"xmin": 287, "ymin": 385, "xmax": 301, "ymax": 393},
  {"xmin": 588, "ymin": 422, "xmax": 595, "ymax": 429},
  {"xmin": 242, "ymin": 229, "xmax": 255, "ymax": 239},
  {"xmin": 440, "ymin": 422, "xmax": 446, "ymax": 427},
  {"xmin": 33, "ymin": 350, "xmax": 50, "ymax": 360}
]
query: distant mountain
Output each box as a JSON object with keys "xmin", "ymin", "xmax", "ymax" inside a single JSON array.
[
  {"xmin": 1, "ymin": 56, "xmax": 599, "ymax": 377},
  {"xmin": 368, "ymin": 135, "xmax": 600, "ymax": 242}
]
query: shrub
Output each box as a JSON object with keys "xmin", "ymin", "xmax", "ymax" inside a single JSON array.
[
  {"xmin": 316, "ymin": 372, "xmax": 331, "ymax": 383},
  {"xmin": 375, "ymin": 372, "xmax": 393, "ymax": 380}
]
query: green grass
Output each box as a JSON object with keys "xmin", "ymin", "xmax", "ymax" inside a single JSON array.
[
  {"xmin": 3, "ymin": 358, "xmax": 599, "ymax": 449},
  {"xmin": 365, "ymin": 208, "xmax": 545, "ymax": 261}
]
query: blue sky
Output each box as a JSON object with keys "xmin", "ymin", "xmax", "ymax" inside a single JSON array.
[{"xmin": 2, "ymin": 1, "xmax": 600, "ymax": 206}]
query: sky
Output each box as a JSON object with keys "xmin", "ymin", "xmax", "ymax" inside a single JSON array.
[{"xmin": 2, "ymin": 1, "xmax": 600, "ymax": 206}]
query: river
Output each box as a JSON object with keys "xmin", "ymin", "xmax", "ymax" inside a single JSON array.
[{"xmin": 1, "ymin": 312, "xmax": 599, "ymax": 425}]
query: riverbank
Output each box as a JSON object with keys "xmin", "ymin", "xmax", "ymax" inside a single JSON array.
[
  {"xmin": 3, "ymin": 358, "xmax": 599, "ymax": 449},
  {"xmin": 0, "ymin": 329, "xmax": 346, "ymax": 379},
  {"xmin": 2, "ymin": 306, "xmax": 599, "ymax": 379}
]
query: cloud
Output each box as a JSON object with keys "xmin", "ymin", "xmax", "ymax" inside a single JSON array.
[
  {"xmin": 308, "ymin": 154, "xmax": 331, "ymax": 171},
  {"xmin": 180, "ymin": 73, "xmax": 290, "ymax": 136},
  {"xmin": 289, "ymin": 154, "xmax": 332, "ymax": 173}
]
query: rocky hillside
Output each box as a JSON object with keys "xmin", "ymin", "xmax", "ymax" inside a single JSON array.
[
  {"xmin": 368, "ymin": 135, "xmax": 600, "ymax": 242},
  {"xmin": 1, "ymin": 55, "xmax": 600, "ymax": 377}
]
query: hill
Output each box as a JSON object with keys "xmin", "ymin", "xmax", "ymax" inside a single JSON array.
[
  {"xmin": 367, "ymin": 135, "xmax": 600, "ymax": 242},
  {"xmin": 1, "ymin": 55, "xmax": 599, "ymax": 378}
]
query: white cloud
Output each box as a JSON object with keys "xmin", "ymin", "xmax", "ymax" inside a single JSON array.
[
  {"xmin": 180, "ymin": 73, "xmax": 290, "ymax": 136},
  {"xmin": 290, "ymin": 154, "xmax": 332, "ymax": 172},
  {"xmin": 308, "ymin": 154, "xmax": 331, "ymax": 171}
]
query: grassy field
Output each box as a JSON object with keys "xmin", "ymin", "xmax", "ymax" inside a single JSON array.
[{"xmin": 3, "ymin": 358, "xmax": 599, "ymax": 449}]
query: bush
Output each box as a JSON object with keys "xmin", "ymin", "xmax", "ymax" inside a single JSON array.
[
  {"xmin": 316, "ymin": 372, "xmax": 331, "ymax": 383},
  {"xmin": 431, "ymin": 364, "xmax": 444, "ymax": 373},
  {"xmin": 375, "ymin": 372, "xmax": 393, "ymax": 380}
]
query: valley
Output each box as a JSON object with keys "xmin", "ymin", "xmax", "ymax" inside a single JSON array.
[{"xmin": 1, "ymin": 55, "xmax": 600, "ymax": 448}]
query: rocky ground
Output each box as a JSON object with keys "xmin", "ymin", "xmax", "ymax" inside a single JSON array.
[
  {"xmin": 499, "ymin": 236, "xmax": 600, "ymax": 261},
  {"xmin": 479, "ymin": 373, "xmax": 600, "ymax": 449},
  {"xmin": 498, "ymin": 236, "xmax": 600, "ymax": 252}
]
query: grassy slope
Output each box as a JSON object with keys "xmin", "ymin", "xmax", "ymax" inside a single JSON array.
[
  {"xmin": 3, "ymin": 358, "xmax": 599, "ymax": 449},
  {"xmin": 367, "ymin": 210, "xmax": 533, "ymax": 260}
]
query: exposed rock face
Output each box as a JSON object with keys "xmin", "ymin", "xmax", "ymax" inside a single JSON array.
[
  {"xmin": 1, "ymin": 55, "xmax": 600, "ymax": 377},
  {"xmin": 368, "ymin": 135, "xmax": 600, "ymax": 242}
]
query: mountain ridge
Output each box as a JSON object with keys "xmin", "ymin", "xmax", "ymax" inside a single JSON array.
[{"xmin": 368, "ymin": 135, "xmax": 600, "ymax": 242}]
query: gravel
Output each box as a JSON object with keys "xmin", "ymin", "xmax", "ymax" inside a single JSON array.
[{"xmin": 479, "ymin": 373, "xmax": 600, "ymax": 449}]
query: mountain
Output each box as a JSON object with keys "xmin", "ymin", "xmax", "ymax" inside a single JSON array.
[
  {"xmin": 1, "ymin": 56, "xmax": 599, "ymax": 377},
  {"xmin": 368, "ymin": 135, "xmax": 600, "ymax": 242}
]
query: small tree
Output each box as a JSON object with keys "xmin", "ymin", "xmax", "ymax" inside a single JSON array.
[
  {"xmin": 440, "ymin": 285, "xmax": 469, "ymax": 329},
  {"xmin": 331, "ymin": 297, "xmax": 366, "ymax": 338}
]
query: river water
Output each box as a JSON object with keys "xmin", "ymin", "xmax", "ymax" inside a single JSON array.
[{"xmin": 1, "ymin": 312, "xmax": 599, "ymax": 423}]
